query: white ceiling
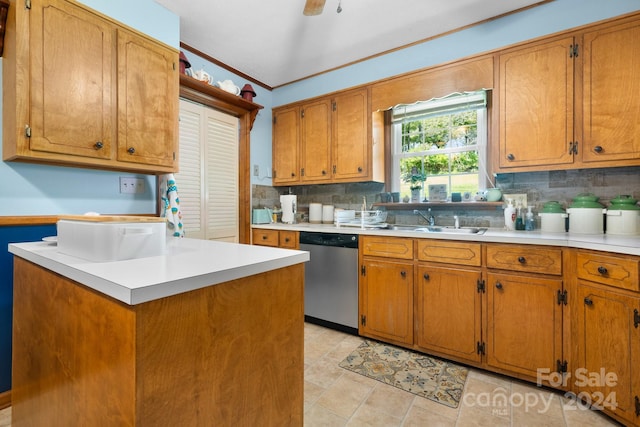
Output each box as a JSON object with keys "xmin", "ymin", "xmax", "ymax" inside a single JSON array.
[{"xmin": 154, "ymin": 0, "xmax": 548, "ymax": 88}]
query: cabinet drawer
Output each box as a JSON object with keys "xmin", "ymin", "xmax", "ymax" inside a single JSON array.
[
  {"xmin": 416, "ymin": 240, "xmax": 481, "ymax": 266},
  {"xmin": 361, "ymin": 236, "xmax": 413, "ymax": 260},
  {"xmin": 486, "ymin": 244, "xmax": 562, "ymax": 275},
  {"xmin": 279, "ymin": 231, "xmax": 299, "ymax": 249},
  {"xmin": 252, "ymin": 229, "xmax": 279, "ymax": 247},
  {"xmin": 576, "ymin": 252, "xmax": 639, "ymax": 292}
]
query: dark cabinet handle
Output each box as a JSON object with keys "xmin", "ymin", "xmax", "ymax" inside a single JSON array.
[
  {"xmin": 593, "ymin": 145, "xmax": 603, "ymax": 153},
  {"xmin": 518, "ymin": 256, "xmax": 526, "ymax": 264},
  {"xmin": 262, "ymin": 235, "xmax": 267, "ymax": 240},
  {"xmin": 94, "ymin": 141, "xmax": 104, "ymax": 149},
  {"xmin": 507, "ymin": 153, "xmax": 515, "ymax": 161},
  {"xmin": 284, "ymin": 237, "xmax": 290, "ymax": 243},
  {"xmin": 584, "ymin": 297, "xmax": 593, "ymax": 306},
  {"xmin": 495, "ymin": 282, "xmax": 503, "ymax": 290},
  {"xmin": 358, "ymin": 166, "xmax": 363, "ymax": 172},
  {"xmin": 322, "ymin": 170, "xmax": 326, "ymax": 175},
  {"xmin": 127, "ymin": 147, "xmax": 135, "ymax": 154},
  {"xmin": 423, "ymin": 273, "xmax": 430, "ymax": 280},
  {"xmin": 400, "ymin": 270, "xmax": 406, "ymax": 278},
  {"xmin": 291, "ymin": 172, "xmax": 295, "ymax": 177},
  {"xmin": 597, "ymin": 266, "xmax": 608, "ymax": 275}
]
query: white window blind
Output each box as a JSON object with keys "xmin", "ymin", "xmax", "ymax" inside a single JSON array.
[{"xmin": 176, "ymin": 99, "xmax": 239, "ymax": 242}]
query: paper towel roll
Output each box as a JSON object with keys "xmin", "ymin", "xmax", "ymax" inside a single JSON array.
[
  {"xmin": 280, "ymin": 195, "xmax": 297, "ymax": 224},
  {"xmin": 322, "ymin": 205, "xmax": 334, "ymax": 224},
  {"xmin": 309, "ymin": 203, "xmax": 322, "ymax": 223}
]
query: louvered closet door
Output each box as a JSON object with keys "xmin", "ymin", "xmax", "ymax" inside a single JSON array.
[{"xmin": 176, "ymin": 99, "xmax": 239, "ymax": 242}]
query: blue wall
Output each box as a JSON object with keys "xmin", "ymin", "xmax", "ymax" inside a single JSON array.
[{"xmin": 0, "ymin": 225, "xmax": 56, "ymax": 393}]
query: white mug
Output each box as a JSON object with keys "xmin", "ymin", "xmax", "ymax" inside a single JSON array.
[{"xmin": 193, "ymin": 69, "xmax": 212, "ymax": 84}]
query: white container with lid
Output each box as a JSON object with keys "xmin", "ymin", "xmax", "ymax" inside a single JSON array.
[
  {"xmin": 538, "ymin": 201, "xmax": 567, "ymax": 233},
  {"xmin": 606, "ymin": 195, "xmax": 640, "ymax": 235},
  {"xmin": 309, "ymin": 203, "xmax": 322, "ymax": 223},
  {"xmin": 566, "ymin": 193, "xmax": 606, "ymax": 234},
  {"xmin": 57, "ymin": 216, "xmax": 167, "ymax": 262},
  {"xmin": 322, "ymin": 205, "xmax": 334, "ymax": 224}
]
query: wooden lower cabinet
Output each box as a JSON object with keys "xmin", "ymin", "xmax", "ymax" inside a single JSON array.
[
  {"xmin": 359, "ymin": 258, "xmax": 414, "ymax": 346},
  {"xmin": 415, "ymin": 264, "xmax": 482, "ymax": 364},
  {"xmin": 485, "ymin": 272, "xmax": 564, "ymax": 383},
  {"xmin": 252, "ymin": 228, "xmax": 299, "ymax": 249},
  {"xmin": 573, "ymin": 280, "xmax": 640, "ymax": 425}
]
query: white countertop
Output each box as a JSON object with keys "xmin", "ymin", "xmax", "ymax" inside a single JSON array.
[
  {"xmin": 9, "ymin": 238, "xmax": 309, "ymax": 305},
  {"xmin": 253, "ymin": 222, "xmax": 640, "ymax": 256}
]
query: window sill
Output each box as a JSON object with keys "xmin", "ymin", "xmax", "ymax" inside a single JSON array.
[{"xmin": 373, "ymin": 201, "xmax": 504, "ymax": 210}]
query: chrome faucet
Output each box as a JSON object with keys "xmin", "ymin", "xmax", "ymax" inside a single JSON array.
[{"xmin": 414, "ymin": 209, "xmax": 435, "ymax": 226}]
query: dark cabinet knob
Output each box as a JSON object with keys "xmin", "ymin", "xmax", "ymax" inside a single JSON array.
[
  {"xmin": 518, "ymin": 256, "xmax": 526, "ymax": 264},
  {"xmin": 597, "ymin": 266, "xmax": 608, "ymax": 275},
  {"xmin": 495, "ymin": 282, "xmax": 503, "ymax": 290},
  {"xmin": 507, "ymin": 153, "xmax": 515, "ymax": 161},
  {"xmin": 584, "ymin": 297, "xmax": 593, "ymax": 306},
  {"xmin": 262, "ymin": 235, "xmax": 267, "ymax": 240},
  {"xmin": 358, "ymin": 166, "xmax": 363, "ymax": 172},
  {"xmin": 94, "ymin": 141, "xmax": 104, "ymax": 149},
  {"xmin": 291, "ymin": 172, "xmax": 295, "ymax": 177},
  {"xmin": 322, "ymin": 170, "xmax": 326, "ymax": 175},
  {"xmin": 593, "ymin": 145, "xmax": 603, "ymax": 153},
  {"xmin": 400, "ymin": 270, "xmax": 406, "ymax": 278},
  {"xmin": 127, "ymin": 147, "xmax": 135, "ymax": 154},
  {"xmin": 284, "ymin": 237, "xmax": 290, "ymax": 243},
  {"xmin": 423, "ymin": 273, "xmax": 430, "ymax": 280}
]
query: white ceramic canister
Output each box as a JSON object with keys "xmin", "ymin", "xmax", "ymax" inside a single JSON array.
[
  {"xmin": 309, "ymin": 203, "xmax": 322, "ymax": 223},
  {"xmin": 538, "ymin": 201, "xmax": 567, "ymax": 233},
  {"xmin": 606, "ymin": 195, "xmax": 640, "ymax": 235},
  {"xmin": 322, "ymin": 205, "xmax": 334, "ymax": 224},
  {"xmin": 566, "ymin": 193, "xmax": 606, "ymax": 234}
]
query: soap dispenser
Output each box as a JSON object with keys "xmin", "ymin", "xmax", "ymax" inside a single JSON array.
[
  {"xmin": 504, "ymin": 199, "xmax": 516, "ymax": 231},
  {"xmin": 525, "ymin": 206, "xmax": 535, "ymax": 231}
]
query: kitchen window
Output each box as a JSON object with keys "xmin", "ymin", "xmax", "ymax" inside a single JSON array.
[{"xmin": 391, "ymin": 90, "xmax": 489, "ymax": 200}]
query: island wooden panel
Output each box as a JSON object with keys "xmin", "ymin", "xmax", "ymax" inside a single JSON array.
[{"xmin": 12, "ymin": 257, "xmax": 304, "ymax": 426}]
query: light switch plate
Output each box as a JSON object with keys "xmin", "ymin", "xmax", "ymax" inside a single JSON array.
[{"xmin": 504, "ymin": 193, "xmax": 527, "ymax": 208}]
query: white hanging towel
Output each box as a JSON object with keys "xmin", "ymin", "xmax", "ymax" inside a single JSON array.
[{"xmin": 160, "ymin": 174, "xmax": 184, "ymax": 237}]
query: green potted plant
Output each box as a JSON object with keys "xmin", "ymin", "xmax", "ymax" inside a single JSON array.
[{"xmin": 402, "ymin": 168, "xmax": 426, "ymax": 202}]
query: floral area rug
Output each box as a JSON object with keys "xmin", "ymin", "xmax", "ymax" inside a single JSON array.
[{"xmin": 339, "ymin": 340, "xmax": 468, "ymax": 408}]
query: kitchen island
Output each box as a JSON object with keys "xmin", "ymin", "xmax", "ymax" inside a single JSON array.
[{"xmin": 9, "ymin": 238, "xmax": 309, "ymax": 426}]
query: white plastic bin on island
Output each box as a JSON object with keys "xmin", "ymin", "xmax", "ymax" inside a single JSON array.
[{"xmin": 56, "ymin": 216, "xmax": 167, "ymax": 262}]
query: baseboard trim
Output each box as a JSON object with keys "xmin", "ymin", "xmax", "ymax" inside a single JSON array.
[{"xmin": 0, "ymin": 389, "xmax": 10, "ymax": 410}]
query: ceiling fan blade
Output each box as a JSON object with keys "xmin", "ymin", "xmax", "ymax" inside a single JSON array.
[{"xmin": 303, "ymin": 0, "xmax": 326, "ymax": 16}]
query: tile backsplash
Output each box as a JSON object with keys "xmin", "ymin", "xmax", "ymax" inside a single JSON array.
[{"xmin": 252, "ymin": 166, "xmax": 640, "ymax": 228}]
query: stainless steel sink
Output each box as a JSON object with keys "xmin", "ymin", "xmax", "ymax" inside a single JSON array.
[{"xmin": 385, "ymin": 225, "xmax": 487, "ymax": 235}]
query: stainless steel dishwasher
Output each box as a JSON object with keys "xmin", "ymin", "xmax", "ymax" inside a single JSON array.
[{"xmin": 299, "ymin": 231, "xmax": 359, "ymax": 335}]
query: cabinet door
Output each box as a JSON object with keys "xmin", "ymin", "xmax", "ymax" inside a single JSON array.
[
  {"xmin": 117, "ymin": 29, "xmax": 178, "ymax": 168},
  {"xmin": 498, "ymin": 37, "xmax": 574, "ymax": 169},
  {"xmin": 332, "ymin": 89, "xmax": 368, "ymax": 181},
  {"xmin": 272, "ymin": 107, "xmax": 300, "ymax": 185},
  {"xmin": 486, "ymin": 272, "xmax": 563, "ymax": 381},
  {"xmin": 574, "ymin": 283, "xmax": 640, "ymax": 423},
  {"xmin": 300, "ymin": 100, "xmax": 331, "ymax": 183},
  {"xmin": 416, "ymin": 265, "xmax": 482, "ymax": 363},
  {"xmin": 29, "ymin": 0, "xmax": 114, "ymax": 159},
  {"xmin": 360, "ymin": 259, "xmax": 413, "ymax": 346},
  {"xmin": 581, "ymin": 20, "xmax": 640, "ymax": 165}
]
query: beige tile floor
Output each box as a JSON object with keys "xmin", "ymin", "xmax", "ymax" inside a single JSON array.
[{"xmin": 0, "ymin": 322, "xmax": 622, "ymax": 426}]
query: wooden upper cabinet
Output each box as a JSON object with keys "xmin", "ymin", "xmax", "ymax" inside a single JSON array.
[
  {"xmin": 272, "ymin": 106, "xmax": 300, "ymax": 185},
  {"xmin": 117, "ymin": 28, "xmax": 178, "ymax": 169},
  {"xmin": 332, "ymin": 88, "xmax": 369, "ymax": 181},
  {"xmin": 272, "ymin": 87, "xmax": 381, "ymax": 186},
  {"xmin": 581, "ymin": 19, "xmax": 640, "ymax": 165},
  {"xmin": 29, "ymin": 0, "xmax": 114, "ymax": 160},
  {"xmin": 2, "ymin": 0, "xmax": 179, "ymax": 173},
  {"xmin": 300, "ymin": 99, "xmax": 331, "ymax": 183},
  {"xmin": 498, "ymin": 37, "xmax": 575, "ymax": 169}
]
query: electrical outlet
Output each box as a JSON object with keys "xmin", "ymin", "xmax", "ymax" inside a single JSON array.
[
  {"xmin": 253, "ymin": 164, "xmax": 259, "ymax": 177},
  {"xmin": 119, "ymin": 177, "xmax": 145, "ymax": 194},
  {"xmin": 504, "ymin": 193, "xmax": 527, "ymax": 208}
]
